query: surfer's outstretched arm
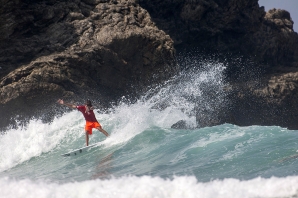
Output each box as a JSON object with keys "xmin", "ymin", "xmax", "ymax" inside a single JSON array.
[{"xmin": 57, "ymin": 99, "xmax": 76, "ymax": 109}]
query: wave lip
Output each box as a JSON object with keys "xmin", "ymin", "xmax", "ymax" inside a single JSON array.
[{"xmin": 0, "ymin": 112, "xmax": 82, "ymax": 172}]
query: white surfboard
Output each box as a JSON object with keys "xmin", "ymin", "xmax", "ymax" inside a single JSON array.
[{"xmin": 61, "ymin": 142, "xmax": 102, "ymax": 157}]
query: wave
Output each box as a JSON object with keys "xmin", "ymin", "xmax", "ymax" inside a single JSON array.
[
  {"xmin": 1, "ymin": 175, "xmax": 298, "ymax": 198},
  {"xmin": 0, "ymin": 111, "xmax": 84, "ymax": 172},
  {"xmin": 0, "ymin": 53, "xmax": 228, "ymax": 172},
  {"xmin": 1, "ymin": 51, "xmax": 298, "ymax": 198}
]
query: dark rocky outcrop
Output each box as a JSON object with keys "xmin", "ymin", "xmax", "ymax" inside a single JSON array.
[
  {"xmin": 0, "ymin": 0, "xmax": 177, "ymax": 129},
  {"xmin": 139, "ymin": 1, "xmax": 265, "ymax": 52},
  {"xmin": 139, "ymin": 0, "xmax": 298, "ymax": 66},
  {"xmin": 228, "ymin": 68, "xmax": 298, "ymax": 129},
  {"xmin": 228, "ymin": 8, "xmax": 298, "ymax": 129},
  {"xmin": 139, "ymin": 0, "xmax": 298, "ymax": 129},
  {"xmin": 1, "ymin": 0, "xmax": 298, "ymax": 130}
]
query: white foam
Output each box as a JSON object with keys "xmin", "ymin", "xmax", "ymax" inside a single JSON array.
[
  {"xmin": 1, "ymin": 175, "xmax": 297, "ymax": 198},
  {"xmin": 0, "ymin": 111, "xmax": 83, "ymax": 172},
  {"xmin": 0, "ymin": 98, "xmax": 194, "ymax": 171},
  {"xmin": 101, "ymin": 101, "xmax": 194, "ymax": 147}
]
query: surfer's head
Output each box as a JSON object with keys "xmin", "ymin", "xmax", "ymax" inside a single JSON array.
[{"xmin": 86, "ymin": 99, "xmax": 92, "ymax": 107}]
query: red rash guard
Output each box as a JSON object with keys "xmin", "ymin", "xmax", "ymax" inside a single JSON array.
[{"xmin": 77, "ymin": 105, "xmax": 98, "ymax": 122}]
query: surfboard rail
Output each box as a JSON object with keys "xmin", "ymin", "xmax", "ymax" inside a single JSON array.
[{"xmin": 61, "ymin": 142, "xmax": 102, "ymax": 157}]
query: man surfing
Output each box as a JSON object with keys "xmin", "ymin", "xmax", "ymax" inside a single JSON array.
[{"xmin": 57, "ymin": 99, "xmax": 109, "ymax": 146}]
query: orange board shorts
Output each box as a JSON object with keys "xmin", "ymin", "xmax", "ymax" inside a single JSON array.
[{"xmin": 85, "ymin": 121, "xmax": 101, "ymax": 135}]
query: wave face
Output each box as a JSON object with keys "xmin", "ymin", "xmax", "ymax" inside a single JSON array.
[{"xmin": 1, "ymin": 54, "xmax": 298, "ymax": 198}]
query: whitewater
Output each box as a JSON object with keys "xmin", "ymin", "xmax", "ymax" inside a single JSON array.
[{"xmin": 0, "ymin": 54, "xmax": 298, "ymax": 198}]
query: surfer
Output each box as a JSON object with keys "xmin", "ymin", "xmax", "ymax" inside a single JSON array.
[{"xmin": 57, "ymin": 99, "xmax": 109, "ymax": 146}]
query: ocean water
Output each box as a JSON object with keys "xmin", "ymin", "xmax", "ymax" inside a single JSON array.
[{"xmin": 1, "ymin": 57, "xmax": 298, "ymax": 198}]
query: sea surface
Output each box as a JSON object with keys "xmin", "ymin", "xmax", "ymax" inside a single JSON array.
[{"xmin": 1, "ymin": 55, "xmax": 298, "ymax": 198}]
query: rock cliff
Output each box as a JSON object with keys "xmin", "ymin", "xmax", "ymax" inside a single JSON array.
[
  {"xmin": 0, "ymin": 0, "xmax": 177, "ymax": 128},
  {"xmin": 139, "ymin": 0, "xmax": 298, "ymax": 129},
  {"xmin": 1, "ymin": 0, "xmax": 298, "ymax": 130},
  {"xmin": 139, "ymin": 0, "xmax": 298, "ymax": 66}
]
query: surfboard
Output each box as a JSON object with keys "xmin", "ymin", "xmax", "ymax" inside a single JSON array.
[{"xmin": 61, "ymin": 142, "xmax": 102, "ymax": 157}]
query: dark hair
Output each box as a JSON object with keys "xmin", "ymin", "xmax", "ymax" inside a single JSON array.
[{"xmin": 86, "ymin": 99, "xmax": 92, "ymax": 107}]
